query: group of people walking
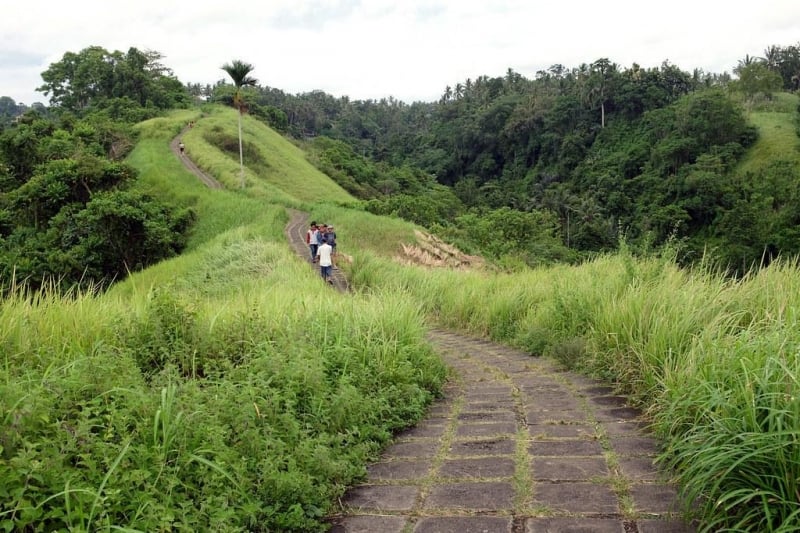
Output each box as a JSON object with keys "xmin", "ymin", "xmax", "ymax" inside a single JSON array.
[{"xmin": 305, "ymin": 222, "xmax": 337, "ymax": 283}]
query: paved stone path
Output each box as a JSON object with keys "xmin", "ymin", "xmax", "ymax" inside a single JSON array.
[
  {"xmin": 328, "ymin": 330, "xmax": 697, "ymax": 532},
  {"xmin": 283, "ymin": 212, "xmax": 698, "ymax": 533}
]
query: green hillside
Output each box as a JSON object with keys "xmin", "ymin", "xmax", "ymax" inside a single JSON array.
[
  {"xmin": 5, "ymin": 101, "xmax": 800, "ymax": 531},
  {"xmin": 181, "ymin": 105, "xmax": 355, "ymax": 205},
  {"xmin": 739, "ymin": 92, "xmax": 800, "ymax": 174}
]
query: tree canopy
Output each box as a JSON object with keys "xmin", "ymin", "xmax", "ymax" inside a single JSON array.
[
  {"xmin": 38, "ymin": 46, "xmax": 190, "ymax": 115},
  {"xmin": 0, "ymin": 47, "xmax": 195, "ymax": 292}
]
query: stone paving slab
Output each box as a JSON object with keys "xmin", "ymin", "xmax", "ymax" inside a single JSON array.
[
  {"xmin": 608, "ymin": 436, "xmax": 662, "ymax": 456},
  {"xmin": 528, "ymin": 424, "xmax": 597, "ymax": 439},
  {"xmin": 628, "ymin": 484, "xmax": 684, "ymax": 514},
  {"xmin": 526, "ymin": 409, "xmax": 588, "ymax": 424},
  {"xmin": 530, "ymin": 482, "xmax": 619, "ymax": 514},
  {"xmin": 424, "ymin": 482, "xmax": 515, "ymax": 510},
  {"xmin": 381, "ymin": 440, "xmax": 440, "ymax": 459},
  {"xmin": 366, "ymin": 459, "xmax": 432, "ymax": 481},
  {"xmin": 342, "ymin": 485, "xmax": 418, "ymax": 511},
  {"xmin": 617, "ymin": 456, "xmax": 663, "ymax": 481},
  {"xmin": 595, "ymin": 406, "xmax": 643, "ymax": 422},
  {"xmin": 523, "ymin": 396, "xmax": 582, "ymax": 410},
  {"xmin": 638, "ymin": 519, "xmax": 698, "ymax": 532},
  {"xmin": 461, "ymin": 400, "xmax": 518, "ymax": 412},
  {"xmin": 449, "ymin": 438, "xmax": 517, "ymax": 456},
  {"xmin": 464, "ymin": 386, "xmax": 515, "ymax": 395},
  {"xmin": 330, "ymin": 515, "xmax": 408, "ymax": 533},
  {"xmin": 532, "ymin": 457, "xmax": 609, "ymax": 480},
  {"xmin": 526, "ymin": 517, "xmax": 627, "ymax": 532},
  {"xmin": 395, "ymin": 422, "xmax": 449, "ymax": 439},
  {"xmin": 455, "ymin": 421, "xmax": 518, "ymax": 437},
  {"xmin": 458, "ymin": 410, "xmax": 517, "ymax": 422},
  {"xmin": 600, "ymin": 421, "xmax": 649, "ymax": 436},
  {"xmin": 529, "ymin": 440, "xmax": 604, "ymax": 456},
  {"xmin": 414, "ymin": 516, "xmax": 512, "ymax": 533},
  {"xmin": 590, "ymin": 394, "xmax": 630, "ymax": 407},
  {"xmin": 439, "ymin": 457, "xmax": 516, "ymax": 479}
]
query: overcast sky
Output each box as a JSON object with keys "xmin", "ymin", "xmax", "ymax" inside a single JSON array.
[{"xmin": 2, "ymin": 0, "xmax": 798, "ymax": 106}]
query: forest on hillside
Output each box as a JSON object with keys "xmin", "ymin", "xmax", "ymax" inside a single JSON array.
[
  {"xmin": 201, "ymin": 43, "xmax": 800, "ymax": 274},
  {"xmin": 0, "ymin": 47, "xmax": 194, "ymax": 292},
  {"xmin": 2, "ymin": 43, "xmax": 800, "ymax": 292}
]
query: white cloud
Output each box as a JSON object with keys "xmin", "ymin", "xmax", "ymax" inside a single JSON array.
[{"xmin": 1, "ymin": 0, "xmax": 798, "ymax": 105}]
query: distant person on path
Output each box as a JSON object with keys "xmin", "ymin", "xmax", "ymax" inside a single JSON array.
[
  {"xmin": 306, "ymin": 222, "xmax": 320, "ymax": 262},
  {"xmin": 178, "ymin": 141, "xmax": 185, "ymax": 155},
  {"xmin": 326, "ymin": 225, "xmax": 337, "ymax": 268},
  {"xmin": 316, "ymin": 238, "xmax": 333, "ymax": 284}
]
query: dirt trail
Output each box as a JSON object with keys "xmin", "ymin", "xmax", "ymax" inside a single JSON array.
[
  {"xmin": 170, "ymin": 125, "xmax": 223, "ymax": 189},
  {"xmin": 282, "ymin": 211, "xmax": 697, "ymax": 533}
]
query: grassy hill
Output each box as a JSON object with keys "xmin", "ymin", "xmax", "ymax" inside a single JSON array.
[
  {"xmin": 738, "ymin": 92, "xmax": 800, "ymax": 174},
  {"xmin": 4, "ymin": 101, "xmax": 800, "ymax": 531},
  {"xmin": 181, "ymin": 105, "xmax": 354, "ymax": 205}
]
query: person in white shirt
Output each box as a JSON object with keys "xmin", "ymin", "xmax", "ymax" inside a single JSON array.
[{"xmin": 316, "ymin": 239, "xmax": 333, "ymax": 284}]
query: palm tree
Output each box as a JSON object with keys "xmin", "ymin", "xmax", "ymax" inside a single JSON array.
[{"xmin": 221, "ymin": 60, "xmax": 257, "ymax": 188}]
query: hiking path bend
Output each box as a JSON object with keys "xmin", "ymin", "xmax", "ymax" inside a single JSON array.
[
  {"xmin": 283, "ymin": 210, "xmax": 698, "ymax": 533},
  {"xmin": 171, "ymin": 125, "xmax": 223, "ymax": 189}
]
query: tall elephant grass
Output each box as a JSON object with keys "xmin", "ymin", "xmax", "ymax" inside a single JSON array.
[
  {"xmin": 349, "ymin": 248, "xmax": 800, "ymax": 530},
  {"xmin": 0, "ymin": 110, "xmax": 446, "ymax": 531},
  {"xmin": 0, "ymin": 241, "xmax": 446, "ymax": 531}
]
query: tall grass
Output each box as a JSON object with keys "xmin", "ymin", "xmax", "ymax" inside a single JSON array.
[
  {"xmin": 348, "ymin": 246, "xmax": 800, "ymax": 530},
  {"xmin": 0, "ymin": 111, "xmax": 445, "ymax": 532}
]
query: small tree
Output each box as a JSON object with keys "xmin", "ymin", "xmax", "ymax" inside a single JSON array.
[
  {"xmin": 220, "ymin": 60, "xmax": 257, "ymax": 188},
  {"xmin": 733, "ymin": 61, "xmax": 783, "ymax": 103}
]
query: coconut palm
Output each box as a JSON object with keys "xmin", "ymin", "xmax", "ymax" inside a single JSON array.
[{"xmin": 221, "ymin": 60, "xmax": 257, "ymax": 188}]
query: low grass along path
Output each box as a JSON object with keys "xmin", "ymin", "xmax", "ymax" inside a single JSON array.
[{"xmin": 285, "ymin": 211, "xmax": 698, "ymax": 533}]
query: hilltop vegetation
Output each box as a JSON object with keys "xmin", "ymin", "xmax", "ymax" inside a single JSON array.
[{"xmin": 0, "ymin": 47, "xmax": 195, "ymax": 292}]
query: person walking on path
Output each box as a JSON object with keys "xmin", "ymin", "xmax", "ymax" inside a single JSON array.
[
  {"xmin": 178, "ymin": 141, "xmax": 185, "ymax": 155},
  {"xmin": 316, "ymin": 238, "xmax": 334, "ymax": 284},
  {"xmin": 326, "ymin": 225, "xmax": 337, "ymax": 268},
  {"xmin": 306, "ymin": 222, "xmax": 320, "ymax": 263}
]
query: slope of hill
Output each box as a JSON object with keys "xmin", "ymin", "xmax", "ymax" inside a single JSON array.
[
  {"xmin": 181, "ymin": 105, "xmax": 356, "ymax": 205},
  {"xmin": 738, "ymin": 92, "xmax": 800, "ymax": 174},
  {"xmin": 158, "ymin": 105, "xmax": 480, "ymax": 269}
]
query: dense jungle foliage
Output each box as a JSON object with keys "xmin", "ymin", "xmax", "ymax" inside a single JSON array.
[
  {"xmin": 199, "ymin": 43, "xmax": 800, "ymax": 274},
  {"xmin": 3, "ymin": 42, "xmax": 799, "ymax": 290},
  {"xmin": 0, "ymin": 46, "xmax": 194, "ymax": 292}
]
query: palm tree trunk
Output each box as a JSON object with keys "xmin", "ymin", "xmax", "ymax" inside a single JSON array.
[{"xmin": 237, "ymin": 109, "xmax": 244, "ymax": 188}]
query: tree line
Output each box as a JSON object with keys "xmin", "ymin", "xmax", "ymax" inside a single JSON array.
[
  {"xmin": 3, "ymin": 42, "xmax": 800, "ymax": 284},
  {"xmin": 0, "ymin": 46, "xmax": 194, "ymax": 293},
  {"xmin": 216, "ymin": 43, "xmax": 800, "ymax": 273}
]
